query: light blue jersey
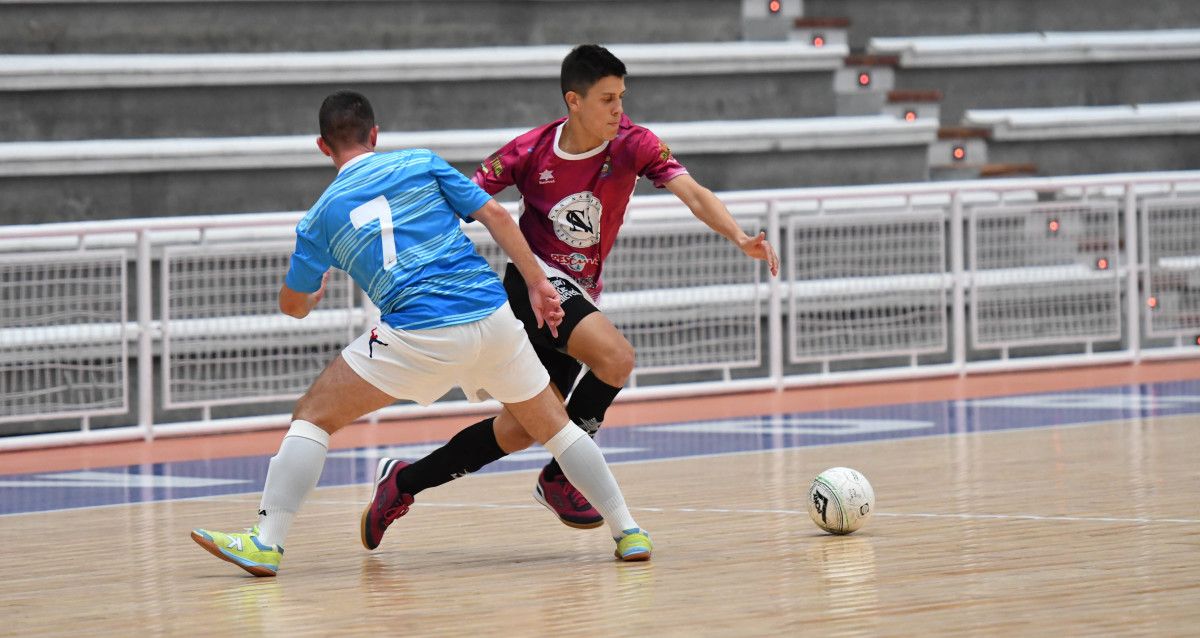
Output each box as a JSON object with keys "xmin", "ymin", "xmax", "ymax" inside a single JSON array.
[{"xmin": 285, "ymin": 150, "xmax": 508, "ymax": 330}]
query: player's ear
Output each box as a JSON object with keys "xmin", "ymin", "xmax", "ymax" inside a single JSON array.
[
  {"xmin": 368, "ymin": 126, "xmax": 379, "ymax": 148},
  {"xmin": 316, "ymin": 136, "xmax": 333, "ymax": 157},
  {"xmin": 564, "ymin": 90, "xmax": 582, "ymax": 113}
]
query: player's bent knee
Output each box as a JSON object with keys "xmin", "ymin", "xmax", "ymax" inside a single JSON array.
[
  {"xmin": 291, "ymin": 395, "xmax": 343, "ymax": 436},
  {"xmin": 595, "ymin": 342, "xmax": 635, "ymax": 386},
  {"xmin": 493, "ymin": 408, "xmax": 536, "ymax": 453},
  {"xmin": 503, "ymin": 385, "xmax": 572, "ymax": 444},
  {"xmin": 494, "ymin": 419, "xmax": 535, "ymax": 453}
]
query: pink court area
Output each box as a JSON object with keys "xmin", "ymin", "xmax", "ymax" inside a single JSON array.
[{"xmin": 4, "ymin": 359, "xmax": 1198, "ymax": 475}]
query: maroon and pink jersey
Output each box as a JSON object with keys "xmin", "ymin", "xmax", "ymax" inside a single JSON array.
[{"xmin": 472, "ymin": 114, "xmax": 687, "ymax": 300}]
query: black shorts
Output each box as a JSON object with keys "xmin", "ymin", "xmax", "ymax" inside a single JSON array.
[{"xmin": 503, "ymin": 263, "xmax": 600, "ymax": 396}]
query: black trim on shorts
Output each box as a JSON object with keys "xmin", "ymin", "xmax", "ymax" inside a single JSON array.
[{"xmin": 503, "ymin": 263, "xmax": 597, "ymax": 396}]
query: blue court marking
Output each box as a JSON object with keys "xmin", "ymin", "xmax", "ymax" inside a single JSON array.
[{"xmin": 1, "ymin": 379, "xmax": 1198, "ymax": 516}]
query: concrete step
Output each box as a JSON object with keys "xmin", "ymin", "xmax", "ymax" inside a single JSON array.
[
  {"xmin": 2, "ymin": 42, "xmax": 847, "ymax": 141},
  {"xmin": 928, "ymin": 126, "xmax": 989, "ymax": 179},
  {"xmin": 883, "ymin": 89, "xmax": 943, "ymax": 123},
  {"xmin": 834, "ymin": 54, "xmax": 897, "ymax": 116},
  {"xmin": 790, "ymin": 17, "xmax": 851, "ymax": 49}
]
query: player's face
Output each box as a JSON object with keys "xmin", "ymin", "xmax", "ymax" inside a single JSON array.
[{"xmin": 575, "ymin": 76, "xmax": 626, "ymax": 142}]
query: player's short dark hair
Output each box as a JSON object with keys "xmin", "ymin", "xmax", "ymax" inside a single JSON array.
[
  {"xmin": 561, "ymin": 44, "xmax": 626, "ymax": 98},
  {"xmin": 319, "ymin": 90, "xmax": 375, "ymax": 150}
]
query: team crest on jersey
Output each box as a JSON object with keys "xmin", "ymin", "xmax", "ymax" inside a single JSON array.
[
  {"xmin": 600, "ymin": 155, "xmax": 612, "ymax": 178},
  {"xmin": 659, "ymin": 142, "xmax": 672, "ymax": 162},
  {"xmin": 548, "ymin": 192, "xmax": 602, "ymax": 249}
]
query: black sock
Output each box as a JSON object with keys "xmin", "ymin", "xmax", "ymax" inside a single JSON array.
[
  {"xmin": 543, "ymin": 372, "xmax": 623, "ymax": 479},
  {"xmin": 395, "ymin": 417, "xmax": 504, "ymax": 495}
]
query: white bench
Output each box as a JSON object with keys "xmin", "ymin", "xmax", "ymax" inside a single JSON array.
[
  {"xmin": 0, "ymin": 115, "xmax": 937, "ymax": 177},
  {"xmin": 0, "ymin": 41, "xmax": 847, "ymax": 91},
  {"xmin": 963, "ymin": 101, "xmax": 1200, "ymax": 140},
  {"xmin": 868, "ymin": 29, "xmax": 1200, "ymax": 67}
]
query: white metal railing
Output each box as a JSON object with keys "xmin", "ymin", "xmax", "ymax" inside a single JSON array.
[{"xmin": 2, "ymin": 170, "xmax": 1199, "ymax": 450}]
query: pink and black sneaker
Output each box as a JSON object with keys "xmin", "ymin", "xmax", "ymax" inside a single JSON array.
[
  {"xmin": 533, "ymin": 466, "xmax": 604, "ymax": 529},
  {"xmin": 360, "ymin": 457, "xmax": 415, "ymax": 550}
]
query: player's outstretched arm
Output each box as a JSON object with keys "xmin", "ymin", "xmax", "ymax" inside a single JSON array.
[
  {"xmin": 279, "ymin": 271, "xmax": 330, "ymax": 319},
  {"xmin": 471, "ymin": 200, "xmax": 564, "ymax": 336},
  {"xmin": 666, "ymin": 174, "xmax": 780, "ymax": 277}
]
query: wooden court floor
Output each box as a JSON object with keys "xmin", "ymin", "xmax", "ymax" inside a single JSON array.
[{"xmin": 1, "ymin": 363, "xmax": 1199, "ymax": 636}]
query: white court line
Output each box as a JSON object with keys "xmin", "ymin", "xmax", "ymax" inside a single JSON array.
[
  {"xmin": 9, "ymin": 490, "xmax": 1195, "ymax": 526},
  {"xmin": 5, "ymin": 412, "xmax": 1198, "ymax": 519},
  {"xmin": 297, "ymin": 498, "xmax": 1200, "ymax": 525}
]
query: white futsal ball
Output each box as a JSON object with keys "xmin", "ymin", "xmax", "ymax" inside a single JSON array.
[{"xmin": 807, "ymin": 467, "xmax": 875, "ymax": 535}]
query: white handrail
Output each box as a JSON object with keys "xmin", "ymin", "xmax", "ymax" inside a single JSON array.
[
  {"xmin": 4, "ymin": 170, "xmax": 1200, "ymax": 449},
  {"xmin": 5, "ymin": 170, "xmax": 1200, "ymax": 241}
]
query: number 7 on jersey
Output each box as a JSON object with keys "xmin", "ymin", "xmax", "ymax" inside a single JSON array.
[{"xmin": 350, "ymin": 195, "xmax": 397, "ymax": 269}]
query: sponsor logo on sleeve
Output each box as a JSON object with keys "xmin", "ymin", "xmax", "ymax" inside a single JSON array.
[
  {"xmin": 488, "ymin": 155, "xmax": 503, "ymax": 177},
  {"xmin": 658, "ymin": 142, "xmax": 672, "ymax": 162}
]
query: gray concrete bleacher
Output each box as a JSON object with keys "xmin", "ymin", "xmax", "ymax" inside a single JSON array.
[
  {"xmin": 0, "ymin": 42, "xmax": 846, "ymax": 141},
  {"xmin": 961, "ymin": 102, "xmax": 1200, "ymax": 177},
  {"xmin": 0, "ymin": 116, "xmax": 936, "ymax": 223},
  {"xmin": 804, "ymin": 0, "xmax": 1200, "ymax": 50},
  {"xmin": 0, "ymin": 0, "xmax": 739, "ymax": 54},
  {"xmin": 868, "ymin": 30, "xmax": 1200, "ymax": 123}
]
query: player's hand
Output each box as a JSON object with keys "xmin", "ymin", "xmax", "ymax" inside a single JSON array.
[
  {"xmin": 738, "ymin": 231, "xmax": 780, "ymax": 277},
  {"xmin": 529, "ymin": 279, "xmax": 564, "ymax": 339},
  {"xmin": 309, "ymin": 271, "xmax": 331, "ymax": 308}
]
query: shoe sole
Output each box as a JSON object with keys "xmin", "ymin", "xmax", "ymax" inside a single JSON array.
[
  {"xmin": 190, "ymin": 530, "xmax": 277, "ymax": 577},
  {"xmin": 359, "ymin": 506, "xmax": 375, "ymax": 551},
  {"xmin": 532, "ymin": 485, "xmax": 605, "ymax": 530},
  {"xmin": 617, "ymin": 548, "xmax": 652, "ymax": 562},
  {"xmin": 360, "ymin": 458, "xmax": 398, "ymax": 550}
]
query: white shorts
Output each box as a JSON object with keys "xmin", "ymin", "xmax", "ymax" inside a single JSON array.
[{"xmin": 341, "ymin": 302, "xmax": 550, "ymax": 406}]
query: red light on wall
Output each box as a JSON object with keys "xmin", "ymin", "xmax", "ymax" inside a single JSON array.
[
  {"xmin": 768, "ymin": 0, "xmax": 782, "ymax": 13},
  {"xmin": 1096, "ymin": 257, "xmax": 1109, "ymax": 270},
  {"xmin": 857, "ymin": 72, "xmax": 871, "ymax": 87},
  {"xmin": 1048, "ymin": 219, "xmax": 1060, "ymax": 233},
  {"xmin": 1147, "ymin": 296, "xmax": 1158, "ymax": 309},
  {"xmin": 904, "ymin": 110, "xmax": 917, "ymax": 121},
  {"xmin": 812, "ymin": 34, "xmax": 826, "ymax": 47},
  {"xmin": 951, "ymin": 145, "xmax": 966, "ymax": 161}
]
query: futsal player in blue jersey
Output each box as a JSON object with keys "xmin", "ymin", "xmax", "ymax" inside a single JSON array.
[{"xmin": 190, "ymin": 91, "xmax": 652, "ymax": 577}]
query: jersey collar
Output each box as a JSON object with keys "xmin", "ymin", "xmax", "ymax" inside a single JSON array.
[
  {"xmin": 553, "ymin": 120, "xmax": 609, "ymax": 160},
  {"xmin": 338, "ymin": 151, "xmax": 376, "ymax": 174}
]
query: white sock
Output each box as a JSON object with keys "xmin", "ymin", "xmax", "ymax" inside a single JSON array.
[
  {"xmin": 255, "ymin": 420, "xmax": 330, "ymax": 547},
  {"xmin": 543, "ymin": 421, "xmax": 640, "ymax": 537}
]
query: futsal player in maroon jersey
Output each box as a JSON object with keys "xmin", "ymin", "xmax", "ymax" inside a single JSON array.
[{"xmin": 363, "ymin": 44, "xmax": 778, "ymax": 545}]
